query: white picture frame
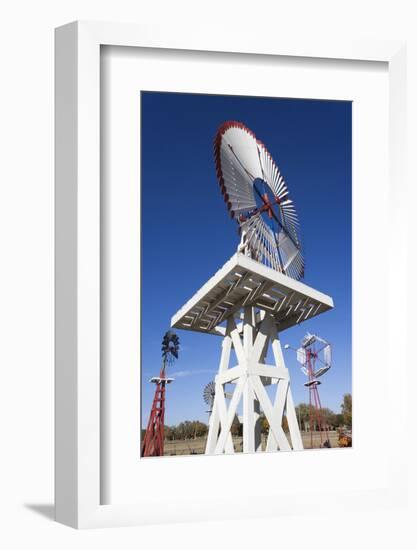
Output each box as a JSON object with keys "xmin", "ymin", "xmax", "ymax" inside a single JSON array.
[{"xmin": 55, "ymin": 21, "xmax": 407, "ymax": 529}]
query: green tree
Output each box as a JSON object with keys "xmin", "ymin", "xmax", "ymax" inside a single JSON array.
[
  {"xmin": 320, "ymin": 407, "xmax": 335, "ymax": 428},
  {"xmin": 192, "ymin": 420, "xmax": 208, "ymax": 438},
  {"xmin": 231, "ymin": 416, "xmax": 242, "ymax": 436},
  {"xmin": 164, "ymin": 420, "xmax": 209, "ymax": 440},
  {"xmin": 341, "ymin": 393, "xmax": 352, "ymax": 428},
  {"xmin": 333, "ymin": 414, "xmax": 344, "ymax": 427},
  {"xmin": 295, "ymin": 403, "xmax": 310, "ymax": 431},
  {"xmin": 260, "ymin": 414, "xmax": 269, "ymax": 435},
  {"xmin": 295, "ymin": 403, "xmax": 338, "ymax": 431},
  {"xmin": 164, "ymin": 425, "xmax": 173, "ymax": 440}
]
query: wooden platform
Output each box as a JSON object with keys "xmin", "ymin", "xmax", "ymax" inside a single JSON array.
[{"xmin": 171, "ymin": 254, "xmax": 333, "ymax": 335}]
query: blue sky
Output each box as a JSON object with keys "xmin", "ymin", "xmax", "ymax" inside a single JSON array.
[{"xmin": 141, "ymin": 91, "xmax": 352, "ymax": 427}]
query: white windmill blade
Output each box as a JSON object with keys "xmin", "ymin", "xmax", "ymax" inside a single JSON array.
[
  {"xmin": 301, "ymin": 333, "xmax": 316, "ymax": 348},
  {"xmin": 256, "ymin": 142, "xmax": 293, "ymax": 203},
  {"xmin": 241, "ymin": 214, "xmax": 281, "ymax": 271},
  {"xmin": 296, "ymin": 347, "xmax": 306, "ymax": 364},
  {"xmin": 314, "ymin": 365, "xmax": 331, "ymax": 378},
  {"xmin": 298, "ymin": 331, "xmax": 332, "ymax": 379},
  {"xmin": 214, "ymin": 121, "xmax": 304, "ymax": 280},
  {"xmin": 277, "ymin": 230, "xmax": 304, "ymax": 280},
  {"xmin": 323, "ymin": 344, "xmax": 332, "ymax": 367},
  {"xmin": 260, "ymin": 161, "xmax": 302, "ymax": 249},
  {"xmin": 215, "ymin": 122, "xmax": 262, "ymax": 208}
]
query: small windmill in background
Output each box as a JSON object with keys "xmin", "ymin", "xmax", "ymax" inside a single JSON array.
[
  {"xmin": 203, "ymin": 380, "xmax": 237, "ymax": 451},
  {"xmin": 203, "ymin": 381, "xmax": 233, "ymax": 418},
  {"xmin": 285, "ymin": 333, "xmax": 332, "ymax": 449},
  {"xmin": 141, "ymin": 331, "xmax": 180, "ymax": 457},
  {"xmin": 203, "ymin": 381, "xmax": 216, "ymax": 416}
]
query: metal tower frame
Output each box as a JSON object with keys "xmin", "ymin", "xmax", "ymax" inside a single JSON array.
[
  {"xmin": 141, "ymin": 331, "xmax": 178, "ymax": 457},
  {"xmin": 305, "ymin": 349, "xmax": 329, "ymax": 447},
  {"xmin": 141, "ymin": 364, "xmax": 174, "ymax": 457}
]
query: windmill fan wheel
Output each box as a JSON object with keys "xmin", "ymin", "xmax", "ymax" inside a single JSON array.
[
  {"xmin": 214, "ymin": 120, "xmax": 304, "ymax": 280},
  {"xmin": 203, "ymin": 381, "xmax": 216, "ymax": 406},
  {"xmin": 161, "ymin": 330, "xmax": 180, "ymax": 365}
]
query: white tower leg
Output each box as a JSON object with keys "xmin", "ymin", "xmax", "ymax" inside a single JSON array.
[
  {"xmin": 205, "ymin": 317, "xmax": 235, "ymax": 454},
  {"xmin": 205, "ymin": 311, "xmax": 303, "ymax": 455}
]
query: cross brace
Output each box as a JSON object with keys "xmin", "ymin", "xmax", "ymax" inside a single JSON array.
[{"xmin": 205, "ymin": 308, "xmax": 303, "ymax": 454}]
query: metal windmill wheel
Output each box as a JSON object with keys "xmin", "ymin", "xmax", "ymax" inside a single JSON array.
[
  {"xmin": 203, "ymin": 381, "xmax": 216, "ymax": 413},
  {"xmin": 214, "ymin": 121, "xmax": 304, "ymax": 280},
  {"xmin": 161, "ymin": 330, "xmax": 180, "ymax": 366},
  {"xmin": 296, "ymin": 333, "xmax": 332, "ymax": 381},
  {"xmin": 203, "ymin": 380, "xmax": 233, "ymax": 414}
]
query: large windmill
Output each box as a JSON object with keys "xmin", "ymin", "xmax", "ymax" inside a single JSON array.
[
  {"xmin": 171, "ymin": 121, "xmax": 334, "ymax": 455},
  {"xmin": 141, "ymin": 331, "xmax": 180, "ymax": 457}
]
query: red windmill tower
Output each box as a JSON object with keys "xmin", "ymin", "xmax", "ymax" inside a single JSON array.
[
  {"xmin": 141, "ymin": 331, "xmax": 180, "ymax": 457},
  {"xmin": 285, "ymin": 333, "xmax": 332, "ymax": 449}
]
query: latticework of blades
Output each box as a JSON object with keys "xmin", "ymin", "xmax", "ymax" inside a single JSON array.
[
  {"xmin": 297, "ymin": 333, "xmax": 332, "ymax": 378},
  {"xmin": 297, "ymin": 347, "xmax": 307, "ymax": 365},
  {"xmin": 323, "ymin": 344, "xmax": 331, "ymax": 368},
  {"xmin": 301, "ymin": 333, "xmax": 317, "ymax": 348},
  {"xmin": 214, "ymin": 121, "xmax": 304, "ymax": 280},
  {"xmin": 161, "ymin": 330, "xmax": 180, "ymax": 365},
  {"xmin": 203, "ymin": 381, "xmax": 216, "ymax": 407}
]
